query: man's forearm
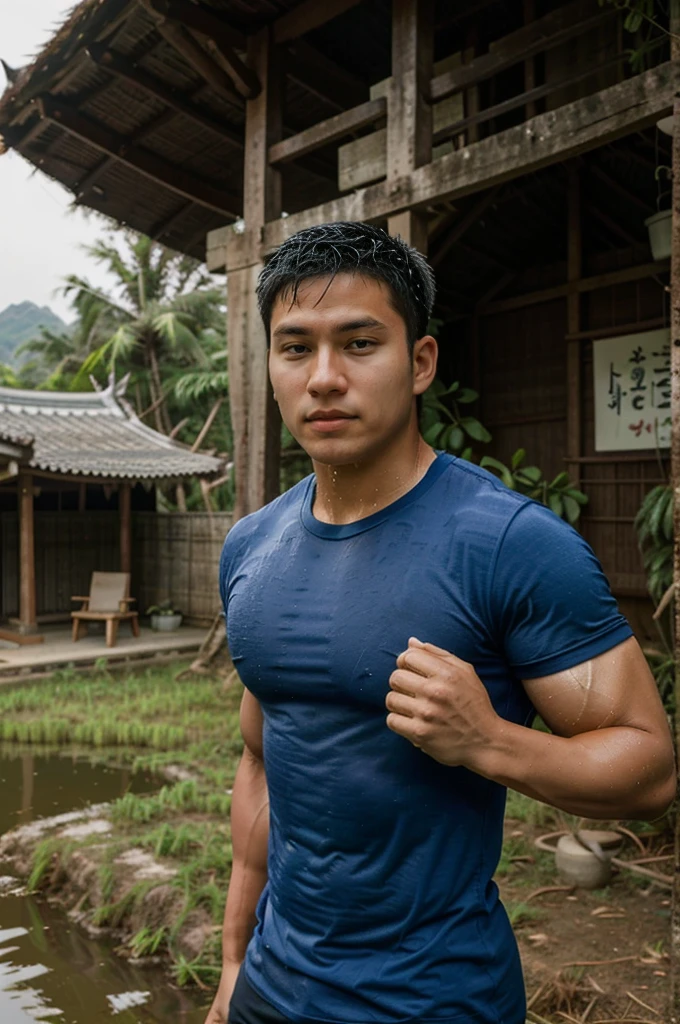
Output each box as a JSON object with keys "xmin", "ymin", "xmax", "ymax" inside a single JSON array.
[
  {"xmin": 470, "ymin": 720, "xmax": 676, "ymax": 820},
  {"xmin": 221, "ymin": 747, "xmax": 269, "ymax": 965}
]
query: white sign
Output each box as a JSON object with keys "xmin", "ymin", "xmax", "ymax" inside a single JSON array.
[{"xmin": 593, "ymin": 328, "xmax": 671, "ymax": 452}]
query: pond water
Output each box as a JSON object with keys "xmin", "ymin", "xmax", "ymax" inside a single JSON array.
[{"xmin": 0, "ymin": 746, "xmax": 208, "ymax": 1024}]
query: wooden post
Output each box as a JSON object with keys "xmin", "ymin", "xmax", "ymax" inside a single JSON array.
[
  {"xmin": 120, "ymin": 481, "xmax": 132, "ymax": 575},
  {"xmin": 18, "ymin": 472, "xmax": 37, "ymax": 632},
  {"xmin": 386, "ymin": 0, "xmax": 433, "ymax": 254},
  {"xmin": 669, "ymin": 5, "xmax": 680, "ymax": 1018},
  {"xmin": 227, "ymin": 26, "xmax": 282, "ymax": 520},
  {"xmin": 566, "ymin": 163, "xmax": 582, "ymax": 492}
]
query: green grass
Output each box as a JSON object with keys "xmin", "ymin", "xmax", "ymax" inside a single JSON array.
[{"xmin": 3, "ymin": 661, "xmax": 243, "ymax": 986}]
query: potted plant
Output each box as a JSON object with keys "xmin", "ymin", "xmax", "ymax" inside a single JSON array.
[
  {"xmin": 645, "ymin": 164, "xmax": 672, "ymax": 261},
  {"xmin": 146, "ymin": 600, "xmax": 183, "ymax": 632}
]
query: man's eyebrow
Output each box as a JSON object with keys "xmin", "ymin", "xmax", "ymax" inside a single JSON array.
[{"xmin": 272, "ymin": 317, "xmax": 387, "ymax": 338}]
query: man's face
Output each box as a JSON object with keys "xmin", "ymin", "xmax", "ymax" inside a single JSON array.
[{"xmin": 268, "ymin": 273, "xmax": 431, "ymax": 467}]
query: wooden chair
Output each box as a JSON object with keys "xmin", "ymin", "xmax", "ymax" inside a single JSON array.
[{"xmin": 71, "ymin": 572, "xmax": 139, "ymax": 648}]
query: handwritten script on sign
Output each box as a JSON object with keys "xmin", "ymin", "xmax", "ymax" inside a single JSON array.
[{"xmin": 593, "ymin": 328, "xmax": 670, "ymax": 452}]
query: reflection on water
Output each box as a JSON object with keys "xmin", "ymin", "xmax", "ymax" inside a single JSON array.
[{"xmin": 0, "ymin": 747, "xmax": 208, "ymax": 1023}]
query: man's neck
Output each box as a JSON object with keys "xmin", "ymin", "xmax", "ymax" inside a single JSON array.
[{"xmin": 311, "ymin": 433, "xmax": 436, "ymax": 525}]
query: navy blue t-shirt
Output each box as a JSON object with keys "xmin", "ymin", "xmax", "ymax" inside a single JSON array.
[{"xmin": 219, "ymin": 453, "xmax": 632, "ymax": 1024}]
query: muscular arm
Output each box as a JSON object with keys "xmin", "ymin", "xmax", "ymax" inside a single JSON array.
[
  {"xmin": 387, "ymin": 636, "xmax": 676, "ymax": 821},
  {"xmin": 204, "ymin": 689, "xmax": 268, "ymax": 1024}
]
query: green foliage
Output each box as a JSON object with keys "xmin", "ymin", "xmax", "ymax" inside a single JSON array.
[
  {"xmin": 420, "ymin": 378, "xmax": 490, "ymax": 459},
  {"xmin": 480, "ymin": 450, "xmax": 588, "ymax": 525},
  {"xmin": 634, "ymin": 483, "xmax": 675, "ymax": 716},
  {"xmin": 420, "ymin": 379, "xmax": 587, "ymax": 524},
  {"xmin": 146, "ymin": 599, "xmax": 181, "ymax": 617},
  {"xmin": 599, "ymin": 0, "xmax": 667, "ymax": 72},
  {"xmin": 128, "ymin": 925, "xmax": 169, "ymax": 958}
]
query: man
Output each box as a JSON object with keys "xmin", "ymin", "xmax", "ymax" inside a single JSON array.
[{"xmin": 206, "ymin": 221, "xmax": 675, "ymax": 1024}]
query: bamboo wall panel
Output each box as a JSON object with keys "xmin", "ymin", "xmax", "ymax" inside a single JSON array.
[
  {"xmin": 132, "ymin": 512, "xmax": 231, "ymax": 625},
  {"xmin": 0, "ymin": 511, "xmax": 231, "ymax": 625}
]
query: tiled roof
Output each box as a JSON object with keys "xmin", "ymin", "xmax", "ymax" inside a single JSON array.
[{"xmin": 0, "ymin": 381, "xmax": 224, "ymax": 480}]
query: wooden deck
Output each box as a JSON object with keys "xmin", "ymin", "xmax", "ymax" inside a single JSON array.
[{"xmin": 0, "ymin": 623, "xmax": 208, "ymax": 681}]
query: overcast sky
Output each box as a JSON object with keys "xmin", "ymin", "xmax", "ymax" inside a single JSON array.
[{"xmin": 0, "ymin": 1, "xmax": 123, "ymax": 322}]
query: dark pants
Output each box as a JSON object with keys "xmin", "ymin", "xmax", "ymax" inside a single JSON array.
[{"xmin": 229, "ymin": 966, "xmax": 291, "ymax": 1024}]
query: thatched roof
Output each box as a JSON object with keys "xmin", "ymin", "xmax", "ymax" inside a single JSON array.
[{"xmin": 0, "ymin": 380, "xmax": 223, "ymax": 480}]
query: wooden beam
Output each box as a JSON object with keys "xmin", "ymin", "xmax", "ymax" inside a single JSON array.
[
  {"xmin": 566, "ymin": 163, "xmax": 582, "ymax": 492},
  {"xmin": 144, "ymin": 0, "xmax": 261, "ymax": 102},
  {"xmin": 430, "ymin": 0, "xmax": 616, "ymax": 102},
  {"xmin": 244, "ymin": 28, "xmax": 282, "ymax": 228},
  {"xmin": 432, "ymin": 51, "xmax": 626, "ymax": 146},
  {"xmin": 273, "ymin": 0, "xmax": 364, "ymax": 45},
  {"xmin": 18, "ymin": 471, "xmax": 37, "ymax": 632},
  {"xmin": 481, "ymin": 260, "xmax": 669, "ymax": 316},
  {"xmin": 228, "ymin": 26, "xmax": 282, "ymax": 519},
  {"xmin": 669, "ymin": 2, "xmax": 680, "ymax": 1015},
  {"xmin": 285, "ymin": 39, "xmax": 367, "ymax": 113},
  {"xmin": 139, "ymin": 2, "xmax": 244, "ymax": 104},
  {"xmin": 387, "ymin": 0, "xmax": 433, "ymax": 252},
  {"xmin": 37, "ymin": 94, "xmax": 241, "ymax": 217},
  {"xmin": 269, "ymin": 98, "xmax": 386, "ymax": 165},
  {"xmin": 144, "ymin": 0, "xmax": 247, "ymax": 52},
  {"xmin": 209, "ymin": 61, "xmax": 672, "ymax": 273},
  {"xmin": 87, "ymin": 43, "xmax": 244, "ymax": 147},
  {"xmin": 119, "ymin": 480, "xmax": 131, "ymax": 575},
  {"xmin": 430, "ymin": 186, "xmax": 501, "ymax": 267}
]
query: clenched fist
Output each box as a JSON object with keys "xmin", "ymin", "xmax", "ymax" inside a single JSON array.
[{"xmin": 386, "ymin": 637, "xmax": 500, "ymax": 769}]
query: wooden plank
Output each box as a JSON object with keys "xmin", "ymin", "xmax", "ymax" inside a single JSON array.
[
  {"xmin": 481, "ymin": 260, "xmax": 670, "ymax": 316},
  {"xmin": 18, "ymin": 473, "xmax": 37, "ymax": 631},
  {"xmin": 273, "ymin": 0, "xmax": 364, "ymax": 45},
  {"xmin": 149, "ymin": 15, "xmax": 244, "ymax": 103},
  {"xmin": 244, "ymin": 28, "xmax": 282, "ymax": 228},
  {"xmin": 566, "ymin": 163, "xmax": 582, "ymax": 491},
  {"xmin": 226, "ymin": 265, "xmax": 280, "ymax": 518},
  {"xmin": 269, "ymin": 98, "xmax": 386, "ymax": 165},
  {"xmin": 37, "ymin": 95, "xmax": 241, "ymax": 217},
  {"xmin": 565, "ymin": 317, "xmax": 667, "ymax": 341},
  {"xmin": 387, "ymin": 0, "xmax": 433, "ymax": 251},
  {"xmin": 119, "ymin": 482, "xmax": 131, "ymax": 575},
  {"xmin": 0, "ymin": 628, "xmax": 43, "ymax": 646},
  {"xmin": 213, "ymin": 62, "xmax": 672, "ymax": 273},
  {"xmin": 429, "ymin": 0, "xmax": 615, "ymax": 102},
  {"xmin": 387, "ymin": 0, "xmax": 433, "ymax": 180}
]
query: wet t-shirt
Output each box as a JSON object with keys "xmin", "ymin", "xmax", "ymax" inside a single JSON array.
[{"xmin": 219, "ymin": 453, "xmax": 632, "ymax": 1024}]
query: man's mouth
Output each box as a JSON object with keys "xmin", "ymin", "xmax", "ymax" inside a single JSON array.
[{"xmin": 306, "ymin": 410, "xmax": 357, "ymax": 431}]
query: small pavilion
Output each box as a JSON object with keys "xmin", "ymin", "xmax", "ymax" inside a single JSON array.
[{"xmin": 0, "ymin": 379, "xmax": 223, "ymax": 643}]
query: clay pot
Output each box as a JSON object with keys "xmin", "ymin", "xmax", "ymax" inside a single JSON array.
[{"xmin": 555, "ymin": 830, "xmax": 623, "ymax": 890}]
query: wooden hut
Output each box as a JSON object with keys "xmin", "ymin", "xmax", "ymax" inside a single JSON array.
[
  {"xmin": 0, "ymin": 379, "xmax": 222, "ymax": 641},
  {"xmin": 0, "ymin": 0, "xmax": 675, "ymax": 638}
]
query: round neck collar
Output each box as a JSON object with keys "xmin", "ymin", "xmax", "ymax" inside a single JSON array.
[{"xmin": 300, "ymin": 451, "xmax": 452, "ymax": 540}]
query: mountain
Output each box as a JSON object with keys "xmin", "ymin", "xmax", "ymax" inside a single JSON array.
[{"xmin": 0, "ymin": 301, "xmax": 67, "ymax": 365}]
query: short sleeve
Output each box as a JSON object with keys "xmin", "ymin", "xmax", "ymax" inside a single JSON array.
[{"xmin": 488, "ymin": 501, "xmax": 633, "ymax": 679}]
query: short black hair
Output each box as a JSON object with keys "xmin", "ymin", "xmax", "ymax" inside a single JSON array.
[{"xmin": 256, "ymin": 221, "xmax": 436, "ymax": 350}]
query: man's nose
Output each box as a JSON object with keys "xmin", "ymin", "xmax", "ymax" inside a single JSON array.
[{"xmin": 306, "ymin": 349, "xmax": 347, "ymax": 395}]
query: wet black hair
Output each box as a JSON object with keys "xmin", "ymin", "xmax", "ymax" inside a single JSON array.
[{"xmin": 256, "ymin": 221, "xmax": 436, "ymax": 351}]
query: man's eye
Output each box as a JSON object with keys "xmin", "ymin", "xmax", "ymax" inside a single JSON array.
[
  {"xmin": 348, "ymin": 338, "xmax": 375, "ymax": 351},
  {"xmin": 284, "ymin": 344, "xmax": 309, "ymax": 355}
]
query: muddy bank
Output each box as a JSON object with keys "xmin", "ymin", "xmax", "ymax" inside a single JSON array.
[{"xmin": 0, "ymin": 792, "xmax": 225, "ymax": 982}]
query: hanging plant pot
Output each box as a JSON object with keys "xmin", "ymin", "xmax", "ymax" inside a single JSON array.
[{"xmin": 645, "ymin": 209, "xmax": 672, "ymax": 261}]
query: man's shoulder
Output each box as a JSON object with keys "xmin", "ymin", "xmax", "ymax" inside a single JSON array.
[{"xmin": 221, "ymin": 475, "xmax": 311, "ymax": 557}]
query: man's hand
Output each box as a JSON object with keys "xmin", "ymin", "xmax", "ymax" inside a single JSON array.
[
  {"xmin": 203, "ymin": 960, "xmax": 241, "ymax": 1024},
  {"xmin": 386, "ymin": 637, "xmax": 499, "ymax": 768}
]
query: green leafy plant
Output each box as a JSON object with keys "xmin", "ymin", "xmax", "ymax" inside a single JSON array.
[
  {"xmin": 634, "ymin": 483, "xmax": 675, "ymax": 715},
  {"xmin": 420, "ymin": 378, "xmax": 490, "ymax": 459},
  {"xmin": 146, "ymin": 599, "xmax": 181, "ymax": 617},
  {"xmin": 480, "ymin": 449, "xmax": 588, "ymax": 525}
]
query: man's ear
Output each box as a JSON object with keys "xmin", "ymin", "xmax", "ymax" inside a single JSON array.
[{"xmin": 412, "ymin": 335, "xmax": 438, "ymax": 395}]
